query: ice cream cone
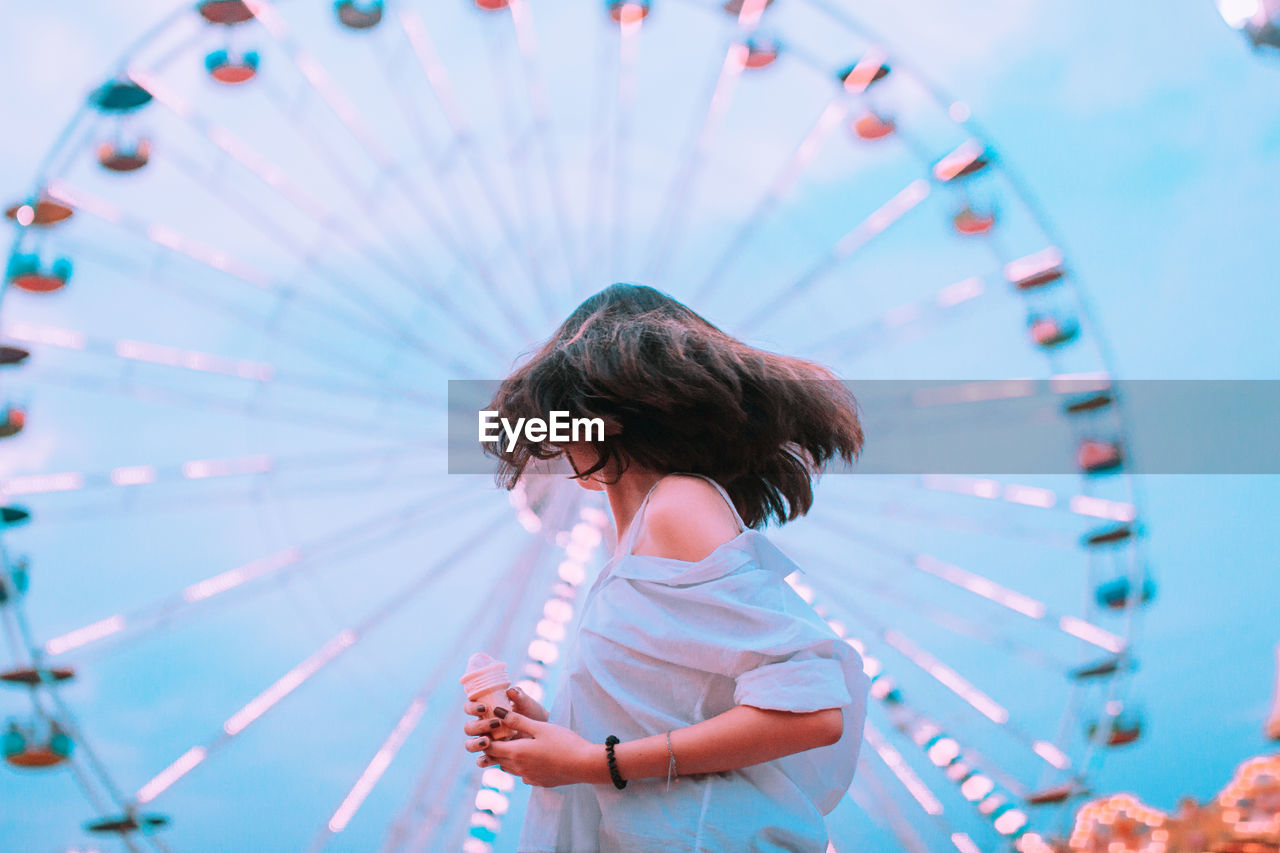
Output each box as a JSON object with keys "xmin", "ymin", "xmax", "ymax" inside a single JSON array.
[{"xmin": 461, "ymin": 653, "xmax": 518, "ymax": 741}]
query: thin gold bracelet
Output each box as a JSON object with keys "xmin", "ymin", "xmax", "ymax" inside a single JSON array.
[{"xmin": 665, "ymin": 731, "xmax": 678, "ymax": 792}]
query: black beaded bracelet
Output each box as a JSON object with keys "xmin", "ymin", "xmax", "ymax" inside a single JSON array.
[{"xmin": 604, "ymin": 735, "xmax": 627, "ymax": 790}]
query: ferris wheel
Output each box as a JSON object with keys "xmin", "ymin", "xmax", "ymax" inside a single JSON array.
[{"xmin": 0, "ymin": 1, "xmax": 1155, "ymax": 851}]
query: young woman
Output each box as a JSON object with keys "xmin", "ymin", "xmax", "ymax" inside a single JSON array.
[{"xmin": 462, "ymin": 283, "xmax": 871, "ymax": 851}]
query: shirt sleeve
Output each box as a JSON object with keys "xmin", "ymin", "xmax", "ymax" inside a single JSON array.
[
  {"xmin": 733, "ymin": 645, "xmax": 854, "ymax": 713},
  {"xmin": 587, "ymin": 536, "xmax": 871, "ymax": 814}
]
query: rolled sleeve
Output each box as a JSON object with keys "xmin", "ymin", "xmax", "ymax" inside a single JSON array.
[{"xmin": 733, "ymin": 646, "xmax": 854, "ymax": 712}]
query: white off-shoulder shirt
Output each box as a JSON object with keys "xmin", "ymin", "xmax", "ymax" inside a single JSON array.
[{"xmin": 516, "ymin": 475, "xmax": 870, "ymax": 852}]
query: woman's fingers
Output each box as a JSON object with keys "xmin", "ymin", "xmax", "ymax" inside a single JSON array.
[
  {"xmin": 464, "ymin": 717, "xmax": 504, "ymax": 737},
  {"xmin": 464, "ymin": 736, "xmax": 492, "ymax": 753},
  {"xmin": 464, "ymin": 701, "xmax": 487, "ymax": 717}
]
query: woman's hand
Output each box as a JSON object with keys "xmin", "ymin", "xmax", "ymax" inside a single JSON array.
[
  {"xmin": 463, "ymin": 685, "xmax": 554, "ymax": 766},
  {"xmin": 462, "ymin": 685, "xmax": 550, "ymax": 740},
  {"xmin": 505, "ymin": 685, "xmax": 550, "ymax": 723},
  {"xmin": 474, "ymin": 710, "xmax": 597, "ymax": 788}
]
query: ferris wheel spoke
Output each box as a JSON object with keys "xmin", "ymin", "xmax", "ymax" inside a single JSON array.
[
  {"xmin": 643, "ymin": 1, "xmax": 768, "ymax": 283},
  {"xmin": 692, "ymin": 91, "xmax": 847, "ymax": 304},
  {"xmin": 736, "ymin": 177, "xmax": 932, "ymax": 334},
  {"xmin": 122, "ymin": 70, "xmax": 518, "ymax": 365},
  {"xmin": 11, "ymin": 467, "xmax": 455, "ymax": 526},
  {"xmin": 808, "ymin": 514, "xmax": 1126, "ymax": 656},
  {"xmin": 610, "ymin": 2, "xmax": 644, "ymax": 277},
  {"xmin": 857, "ymin": 750, "xmax": 932, "ymax": 853},
  {"xmin": 504, "ymin": 0, "xmax": 586, "ymax": 297},
  {"xmin": 364, "ymin": 31, "xmax": 568, "ymax": 338},
  {"xmin": 790, "ymin": 546, "xmax": 1073, "ymax": 673},
  {"xmin": 1, "ymin": 442, "xmax": 440, "ymax": 504},
  {"xmin": 811, "ymin": 490, "xmax": 1079, "ymax": 550},
  {"xmin": 253, "ymin": 70, "xmax": 533, "ymax": 357},
  {"xmin": 241, "ymin": 0, "xmax": 538, "ymax": 345},
  {"xmin": 642, "ymin": 38, "xmax": 748, "ymax": 283},
  {"xmin": 313, "ymin": 689, "xmax": 428, "ymax": 848},
  {"xmin": 396, "ymin": 8, "xmax": 558, "ymax": 315},
  {"xmin": 31, "ymin": 234, "xmax": 417, "ymax": 385},
  {"xmin": 42, "ymin": 182, "xmax": 486, "ymax": 378},
  {"xmin": 1, "ymin": 319, "xmax": 443, "ymax": 411},
  {"xmin": 846, "ymin": 621, "xmax": 1052, "ymax": 802},
  {"xmin": 800, "ymin": 273, "xmax": 991, "ymax": 363},
  {"xmin": 365, "ymin": 40, "xmax": 558, "ymax": 331},
  {"xmin": 863, "ymin": 719, "xmax": 948, "ymax": 821},
  {"xmin": 475, "ymin": 21, "xmax": 561, "ymax": 326},
  {"xmin": 19, "ymin": 363, "xmax": 426, "ymax": 442},
  {"xmin": 695, "ymin": 46, "xmax": 899, "ymax": 306},
  {"xmin": 314, "ymin": 522, "xmax": 554, "ymax": 849},
  {"xmin": 829, "ymin": 585, "xmax": 1075, "ymax": 779},
  {"xmin": 388, "ymin": 729, "xmax": 473, "ymax": 853},
  {"xmin": 41, "ymin": 482, "xmax": 492, "ymax": 661},
  {"xmin": 911, "ymin": 475, "xmax": 1138, "ymax": 524},
  {"xmin": 850, "ymin": 631, "xmax": 1062, "ymax": 844},
  {"xmin": 572, "ymin": 23, "xmax": 612, "ymax": 292},
  {"xmin": 131, "ymin": 500, "xmax": 513, "ymax": 807}
]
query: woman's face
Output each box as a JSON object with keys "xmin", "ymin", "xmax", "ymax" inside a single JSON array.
[{"xmin": 561, "ymin": 442, "xmax": 608, "ymax": 491}]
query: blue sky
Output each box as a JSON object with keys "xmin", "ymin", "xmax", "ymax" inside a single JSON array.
[{"xmin": 1, "ymin": 2, "xmax": 1278, "ymax": 852}]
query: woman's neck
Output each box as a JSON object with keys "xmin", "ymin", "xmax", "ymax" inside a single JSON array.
[{"xmin": 605, "ymin": 467, "xmax": 666, "ymax": 548}]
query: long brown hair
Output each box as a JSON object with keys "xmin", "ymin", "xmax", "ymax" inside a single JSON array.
[{"xmin": 485, "ymin": 283, "xmax": 863, "ymax": 528}]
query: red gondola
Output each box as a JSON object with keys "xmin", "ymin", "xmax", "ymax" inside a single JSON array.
[
  {"xmin": 608, "ymin": 0, "xmax": 650, "ymax": 23},
  {"xmin": 6, "ymin": 254, "xmax": 72, "ymax": 294},
  {"xmin": 0, "ymin": 407, "xmax": 25, "ymax": 439},
  {"xmin": 3, "ymin": 721, "xmax": 73, "ymax": 768},
  {"xmin": 98, "ymin": 139, "xmax": 151, "ymax": 173},
  {"xmin": 1029, "ymin": 315, "xmax": 1079, "ymax": 349},
  {"xmin": 743, "ymin": 37, "xmax": 780, "ymax": 69},
  {"xmin": 206, "ymin": 49, "xmax": 260, "ymax": 84},
  {"xmin": 1077, "ymin": 438, "xmax": 1123, "ymax": 474},
  {"xmin": 1087, "ymin": 714, "xmax": 1143, "ymax": 746},
  {"xmin": 4, "ymin": 197, "xmax": 73, "ymax": 227},
  {"xmin": 952, "ymin": 205, "xmax": 995, "ymax": 235},
  {"xmin": 852, "ymin": 112, "xmax": 895, "ymax": 140},
  {"xmin": 198, "ymin": 0, "xmax": 255, "ymax": 25}
]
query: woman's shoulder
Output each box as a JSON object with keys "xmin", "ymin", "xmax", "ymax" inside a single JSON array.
[{"xmin": 632, "ymin": 475, "xmax": 742, "ymax": 563}]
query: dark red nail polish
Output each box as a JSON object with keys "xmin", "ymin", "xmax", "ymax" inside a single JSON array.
[
  {"xmin": 477, "ymin": 704, "xmax": 486, "ymax": 713},
  {"xmin": 494, "ymin": 707, "xmax": 508, "ymax": 719},
  {"xmin": 490, "ymin": 719, "xmax": 500, "ymax": 729}
]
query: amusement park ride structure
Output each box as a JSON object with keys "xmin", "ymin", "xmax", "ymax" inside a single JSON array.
[{"xmin": 3, "ymin": 0, "xmax": 1261, "ymax": 851}]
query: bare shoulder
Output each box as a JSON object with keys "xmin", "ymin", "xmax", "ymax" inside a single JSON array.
[{"xmin": 633, "ymin": 475, "xmax": 741, "ymax": 562}]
